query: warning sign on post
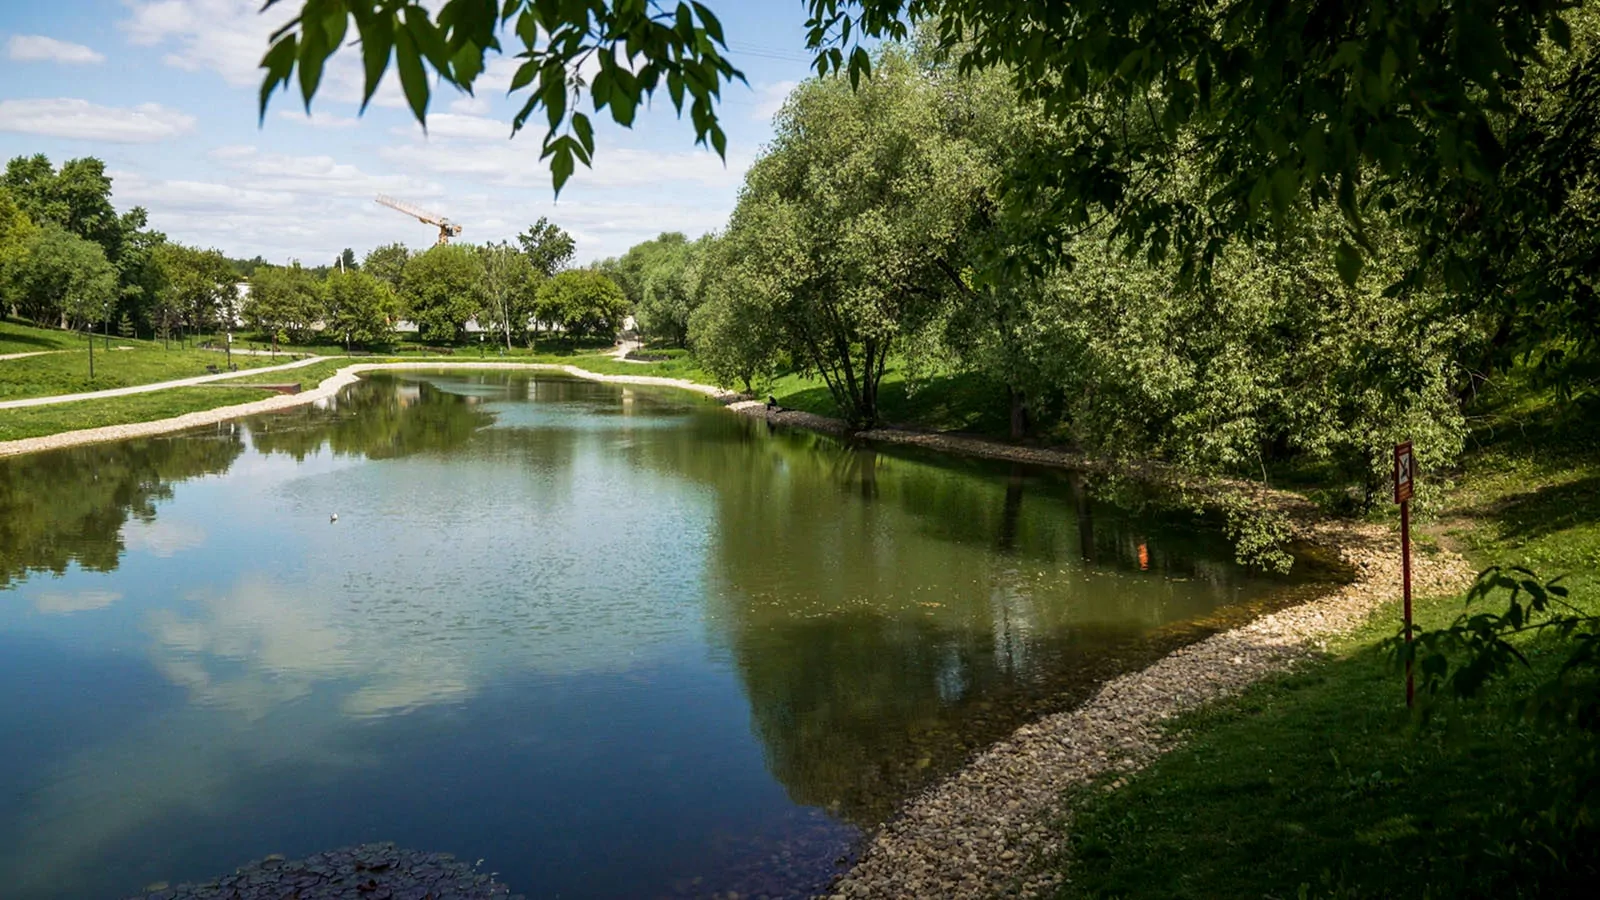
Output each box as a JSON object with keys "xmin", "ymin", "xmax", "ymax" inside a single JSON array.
[{"xmin": 1394, "ymin": 441, "xmax": 1414, "ymax": 504}]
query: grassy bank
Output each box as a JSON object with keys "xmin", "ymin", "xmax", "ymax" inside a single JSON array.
[
  {"xmin": 0, "ymin": 387, "xmax": 270, "ymax": 442},
  {"xmin": 0, "ymin": 347, "xmax": 286, "ymax": 400},
  {"xmin": 1050, "ymin": 383, "xmax": 1600, "ymax": 898},
  {"xmin": 0, "ymin": 318, "xmax": 95, "ymax": 354}
]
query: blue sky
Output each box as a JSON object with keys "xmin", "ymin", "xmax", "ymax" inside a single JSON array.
[{"xmin": 0, "ymin": 1, "xmax": 815, "ymax": 264}]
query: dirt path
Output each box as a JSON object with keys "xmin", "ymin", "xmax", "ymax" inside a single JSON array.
[
  {"xmin": 0, "ymin": 350, "xmax": 64, "ymax": 362},
  {"xmin": 605, "ymin": 339, "xmax": 656, "ymax": 364},
  {"xmin": 0, "ymin": 355, "xmax": 331, "ymax": 410}
]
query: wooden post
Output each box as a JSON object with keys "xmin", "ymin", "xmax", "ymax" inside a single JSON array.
[{"xmin": 1394, "ymin": 441, "xmax": 1415, "ymax": 707}]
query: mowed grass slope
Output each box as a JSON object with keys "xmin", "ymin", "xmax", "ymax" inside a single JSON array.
[
  {"xmin": 0, "ymin": 345, "xmax": 288, "ymax": 400},
  {"xmin": 1053, "ymin": 380, "xmax": 1600, "ymax": 898},
  {"xmin": 0, "ymin": 318, "xmax": 109, "ymax": 354},
  {"xmin": 0, "ymin": 387, "xmax": 272, "ymax": 442}
]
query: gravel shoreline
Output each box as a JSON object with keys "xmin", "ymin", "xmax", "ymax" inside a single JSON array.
[{"xmin": 818, "ymin": 514, "xmax": 1473, "ymax": 900}]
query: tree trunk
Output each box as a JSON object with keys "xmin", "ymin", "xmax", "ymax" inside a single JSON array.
[
  {"xmin": 997, "ymin": 467, "xmax": 1025, "ymax": 553},
  {"xmin": 1009, "ymin": 387, "xmax": 1028, "ymax": 440}
]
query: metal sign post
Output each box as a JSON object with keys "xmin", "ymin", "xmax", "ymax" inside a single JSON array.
[{"xmin": 1394, "ymin": 441, "xmax": 1415, "ymax": 707}]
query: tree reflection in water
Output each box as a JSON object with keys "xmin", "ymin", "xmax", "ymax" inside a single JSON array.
[
  {"xmin": 0, "ymin": 431, "xmax": 244, "ymax": 588},
  {"xmin": 628, "ymin": 418, "xmax": 1334, "ymax": 825}
]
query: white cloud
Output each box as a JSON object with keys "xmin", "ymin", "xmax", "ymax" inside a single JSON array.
[
  {"xmin": 7, "ymin": 35, "xmax": 106, "ymax": 64},
  {"xmin": 751, "ymin": 80, "xmax": 798, "ymax": 121},
  {"xmin": 121, "ymin": 519, "xmax": 208, "ymax": 557},
  {"xmin": 34, "ymin": 590, "xmax": 122, "ymax": 615},
  {"xmin": 449, "ymin": 93, "xmax": 492, "ymax": 115},
  {"xmin": 277, "ymin": 109, "xmax": 360, "ymax": 129},
  {"xmin": 122, "ymin": 0, "xmax": 408, "ymax": 111},
  {"xmin": 123, "ymin": 0, "xmax": 286, "ymax": 87},
  {"xmin": 408, "ymin": 112, "xmax": 513, "ymax": 142},
  {"xmin": 380, "ymin": 138, "xmax": 750, "ymax": 192},
  {"xmin": 0, "ymin": 98, "xmax": 195, "ymax": 143}
]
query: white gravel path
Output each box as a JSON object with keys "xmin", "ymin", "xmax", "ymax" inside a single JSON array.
[
  {"xmin": 0, "ymin": 349, "xmax": 64, "ymax": 361},
  {"xmin": 0, "ymin": 354, "xmax": 331, "ymax": 410}
]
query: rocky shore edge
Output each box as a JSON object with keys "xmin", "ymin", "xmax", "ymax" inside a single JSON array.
[{"xmin": 124, "ymin": 842, "xmax": 520, "ymax": 900}]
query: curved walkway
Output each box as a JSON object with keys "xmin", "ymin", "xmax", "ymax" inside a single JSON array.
[{"xmin": 0, "ymin": 354, "xmax": 330, "ymax": 410}]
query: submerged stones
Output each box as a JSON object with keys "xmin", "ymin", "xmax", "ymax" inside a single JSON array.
[{"xmin": 125, "ymin": 843, "xmax": 522, "ymax": 900}]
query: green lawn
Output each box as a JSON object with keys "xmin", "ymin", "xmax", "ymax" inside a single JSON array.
[
  {"xmin": 0, "ymin": 319, "xmax": 125, "ymax": 354},
  {"xmin": 0, "ymin": 346, "xmax": 288, "ymax": 400},
  {"xmin": 0, "ymin": 387, "xmax": 270, "ymax": 442},
  {"xmin": 1052, "ymin": 380, "xmax": 1600, "ymax": 898},
  {"xmin": 769, "ymin": 365, "xmax": 1014, "ymax": 435}
]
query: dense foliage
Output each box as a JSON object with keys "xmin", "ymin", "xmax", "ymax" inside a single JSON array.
[
  {"xmin": 534, "ymin": 269, "xmax": 630, "ymax": 340},
  {"xmin": 246, "ymin": 263, "xmax": 326, "ymax": 344},
  {"xmin": 600, "ymin": 231, "xmax": 709, "ymax": 346},
  {"xmin": 324, "ymin": 268, "xmax": 400, "ymax": 346},
  {"xmin": 400, "ymin": 244, "xmax": 486, "ymax": 344}
]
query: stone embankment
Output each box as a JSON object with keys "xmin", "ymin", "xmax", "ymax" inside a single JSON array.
[{"xmin": 818, "ymin": 515, "xmax": 1473, "ymax": 900}]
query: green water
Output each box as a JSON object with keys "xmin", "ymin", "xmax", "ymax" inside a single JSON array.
[{"xmin": 0, "ymin": 372, "xmax": 1328, "ymax": 899}]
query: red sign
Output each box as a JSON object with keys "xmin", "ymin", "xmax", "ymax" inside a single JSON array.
[{"xmin": 1394, "ymin": 441, "xmax": 1415, "ymax": 504}]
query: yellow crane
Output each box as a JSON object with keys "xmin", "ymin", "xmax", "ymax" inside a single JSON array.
[{"xmin": 374, "ymin": 194, "xmax": 463, "ymax": 244}]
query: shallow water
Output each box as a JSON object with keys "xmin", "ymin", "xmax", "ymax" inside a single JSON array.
[{"xmin": 0, "ymin": 373, "xmax": 1325, "ymax": 899}]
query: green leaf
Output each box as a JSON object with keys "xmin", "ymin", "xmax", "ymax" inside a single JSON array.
[
  {"xmin": 394, "ymin": 27, "xmax": 430, "ymax": 126},
  {"xmin": 357, "ymin": 14, "xmax": 394, "ymax": 113},
  {"xmin": 550, "ymin": 140, "xmax": 575, "ymax": 195},
  {"xmin": 258, "ymin": 34, "xmax": 299, "ymax": 122},
  {"xmin": 571, "ymin": 112, "xmax": 594, "ymax": 156},
  {"xmin": 691, "ymin": 2, "xmax": 724, "ymax": 45},
  {"xmin": 509, "ymin": 59, "xmax": 538, "ymax": 94},
  {"xmin": 297, "ymin": 16, "xmax": 328, "ymax": 111}
]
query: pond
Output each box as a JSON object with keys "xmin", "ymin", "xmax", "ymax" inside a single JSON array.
[{"xmin": 0, "ymin": 372, "xmax": 1330, "ymax": 899}]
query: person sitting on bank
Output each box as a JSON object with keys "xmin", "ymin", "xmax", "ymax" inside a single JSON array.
[{"xmin": 766, "ymin": 395, "xmax": 780, "ymax": 413}]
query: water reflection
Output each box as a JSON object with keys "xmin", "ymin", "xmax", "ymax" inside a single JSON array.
[
  {"xmin": 623, "ymin": 418, "xmax": 1310, "ymax": 824},
  {"xmin": 0, "ymin": 433, "xmax": 243, "ymax": 588},
  {"xmin": 0, "ymin": 372, "xmax": 1328, "ymax": 900}
]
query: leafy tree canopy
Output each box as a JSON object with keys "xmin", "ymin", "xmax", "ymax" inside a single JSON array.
[
  {"xmin": 477, "ymin": 241, "xmax": 539, "ymax": 349},
  {"xmin": 246, "ymin": 262, "xmax": 326, "ymax": 343},
  {"xmin": 152, "ymin": 243, "xmax": 240, "ymax": 336},
  {"xmin": 517, "ymin": 216, "xmax": 576, "ymax": 278},
  {"xmin": 325, "ymin": 268, "xmax": 400, "ymax": 346},
  {"xmin": 363, "ymin": 242, "xmax": 411, "ymax": 290},
  {"xmin": 15, "ymin": 223, "xmax": 118, "ymax": 328},
  {"xmin": 259, "ymin": 0, "xmax": 743, "ymax": 193},
  {"xmin": 534, "ymin": 268, "xmax": 629, "ymax": 340},
  {"xmin": 401, "ymin": 243, "xmax": 485, "ymax": 343}
]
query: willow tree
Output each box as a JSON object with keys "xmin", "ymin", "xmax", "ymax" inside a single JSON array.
[{"xmin": 726, "ymin": 48, "xmax": 990, "ymax": 426}]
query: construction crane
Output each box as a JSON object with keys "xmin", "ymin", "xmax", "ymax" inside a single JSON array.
[{"xmin": 375, "ymin": 194, "xmax": 463, "ymax": 245}]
